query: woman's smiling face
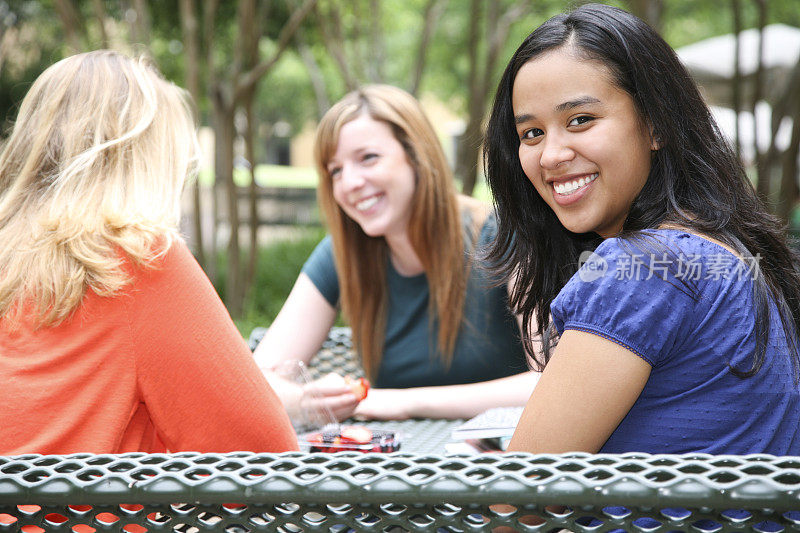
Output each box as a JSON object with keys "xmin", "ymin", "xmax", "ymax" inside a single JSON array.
[
  {"xmin": 512, "ymin": 46, "xmax": 656, "ymax": 238},
  {"xmin": 327, "ymin": 114, "xmax": 416, "ymax": 240}
]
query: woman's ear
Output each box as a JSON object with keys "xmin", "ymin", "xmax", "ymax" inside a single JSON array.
[
  {"xmin": 650, "ymin": 127, "xmax": 662, "ymax": 151},
  {"xmin": 651, "ymin": 137, "xmax": 662, "ymax": 151}
]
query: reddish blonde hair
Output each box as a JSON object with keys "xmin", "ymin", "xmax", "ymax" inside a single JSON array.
[{"xmin": 314, "ymin": 85, "xmax": 481, "ymax": 378}]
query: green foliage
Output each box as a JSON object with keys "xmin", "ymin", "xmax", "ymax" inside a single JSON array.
[
  {"xmin": 0, "ymin": 1, "xmax": 60, "ymax": 130},
  {"xmin": 211, "ymin": 228, "xmax": 327, "ymax": 336},
  {"xmin": 256, "ymin": 50, "xmax": 317, "ymax": 134},
  {"xmin": 661, "ymin": 0, "xmax": 800, "ymax": 48},
  {"xmin": 5, "ymin": 0, "xmax": 798, "ymax": 143},
  {"xmin": 417, "ymin": 0, "xmax": 588, "ymax": 113}
]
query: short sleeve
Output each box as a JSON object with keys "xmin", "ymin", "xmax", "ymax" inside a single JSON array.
[
  {"xmin": 300, "ymin": 236, "xmax": 339, "ymax": 307},
  {"xmin": 551, "ymin": 237, "xmax": 698, "ymax": 367}
]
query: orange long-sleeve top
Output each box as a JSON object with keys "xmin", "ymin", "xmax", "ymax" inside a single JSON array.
[{"xmin": 0, "ymin": 240, "xmax": 298, "ymax": 454}]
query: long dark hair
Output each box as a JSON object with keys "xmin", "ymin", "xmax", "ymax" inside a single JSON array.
[{"xmin": 485, "ymin": 3, "xmax": 800, "ymax": 377}]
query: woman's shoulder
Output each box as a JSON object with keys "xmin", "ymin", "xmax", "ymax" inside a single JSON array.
[
  {"xmin": 554, "ymin": 230, "xmax": 720, "ymax": 366},
  {"xmin": 457, "ymin": 194, "xmax": 492, "ymax": 230},
  {"xmin": 455, "ymin": 195, "xmax": 500, "ymax": 247},
  {"xmin": 302, "ymin": 234, "xmax": 335, "ymax": 271},
  {"xmin": 123, "ymin": 236, "xmax": 190, "ymax": 269},
  {"xmin": 577, "ymin": 228, "xmax": 753, "ymax": 302},
  {"xmin": 121, "ymin": 237, "xmax": 207, "ymax": 292},
  {"xmin": 595, "ymin": 228, "xmax": 740, "ymax": 261}
]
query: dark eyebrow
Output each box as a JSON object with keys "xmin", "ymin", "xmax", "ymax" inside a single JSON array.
[
  {"xmin": 514, "ymin": 113, "xmax": 534, "ymax": 125},
  {"xmin": 556, "ymin": 96, "xmax": 601, "ymax": 113},
  {"xmin": 514, "ymin": 96, "xmax": 602, "ymax": 125}
]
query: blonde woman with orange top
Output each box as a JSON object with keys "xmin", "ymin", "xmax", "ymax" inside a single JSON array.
[{"xmin": 0, "ymin": 50, "xmax": 297, "ymax": 454}]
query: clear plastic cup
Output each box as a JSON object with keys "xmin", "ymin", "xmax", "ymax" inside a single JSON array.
[{"xmin": 270, "ymin": 359, "xmax": 338, "ymax": 435}]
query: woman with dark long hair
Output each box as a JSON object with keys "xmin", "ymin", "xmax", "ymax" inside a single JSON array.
[{"xmin": 485, "ymin": 3, "xmax": 800, "ymax": 453}]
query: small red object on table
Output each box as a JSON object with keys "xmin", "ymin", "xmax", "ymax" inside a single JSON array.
[{"xmin": 304, "ymin": 425, "xmax": 400, "ymax": 453}]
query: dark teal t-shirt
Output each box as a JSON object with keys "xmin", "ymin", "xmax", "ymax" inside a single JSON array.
[{"xmin": 301, "ymin": 215, "xmax": 527, "ymax": 388}]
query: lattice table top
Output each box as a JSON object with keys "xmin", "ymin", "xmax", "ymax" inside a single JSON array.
[
  {"xmin": 2, "ymin": 452, "xmax": 800, "ymax": 532},
  {"xmin": 3, "ymin": 452, "xmax": 800, "ymax": 507}
]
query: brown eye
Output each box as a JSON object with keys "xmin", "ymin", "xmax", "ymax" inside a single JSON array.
[
  {"xmin": 521, "ymin": 128, "xmax": 544, "ymax": 140},
  {"xmin": 568, "ymin": 115, "xmax": 594, "ymax": 126}
]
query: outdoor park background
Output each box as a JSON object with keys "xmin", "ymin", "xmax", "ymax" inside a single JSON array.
[{"xmin": 1, "ymin": 0, "xmax": 799, "ymax": 337}]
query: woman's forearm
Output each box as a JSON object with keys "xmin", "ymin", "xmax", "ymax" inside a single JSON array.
[
  {"xmin": 411, "ymin": 370, "xmax": 540, "ymax": 418},
  {"xmin": 354, "ymin": 370, "xmax": 541, "ymax": 420}
]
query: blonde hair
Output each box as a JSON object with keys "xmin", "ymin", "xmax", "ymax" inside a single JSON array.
[
  {"xmin": 0, "ymin": 50, "xmax": 200, "ymax": 327},
  {"xmin": 314, "ymin": 85, "xmax": 482, "ymax": 378}
]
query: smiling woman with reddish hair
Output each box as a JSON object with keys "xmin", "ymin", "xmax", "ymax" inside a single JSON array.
[{"xmin": 254, "ymin": 85, "xmax": 538, "ymax": 421}]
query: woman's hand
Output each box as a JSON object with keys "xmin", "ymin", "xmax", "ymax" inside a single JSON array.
[{"xmin": 302, "ymin": 373, "xmax": 362, "ymax": 422}]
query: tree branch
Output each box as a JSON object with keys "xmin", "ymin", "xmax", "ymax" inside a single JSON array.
[
  {"xmin": 481, "ymin": 2, "xmax": 529, "ymax": 105},
  {"xmin": 313, "ymin": 0, "xmax": 358, "ymax": 91},
  {"xmin": 410, "ymin": 0, "xmax": 448, "ymax": 96},
  {"xmin": 91, "ymin": 0, "xmax": 109, "ymax": 48},
  {"xmin": 236, "ymin": 0, "xmax": 318, "ymax": 99},
  {"xmin": 53, "ymin": 0, "xmax": 86, "ymax": 52},
  {"xmin": 296, "ymin": 27, "xmax": 331, "ymax": 119}
]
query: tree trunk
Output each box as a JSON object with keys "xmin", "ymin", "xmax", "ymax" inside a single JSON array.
[
  {"xmin": 130, "ymin": 0, "xmax": 151, "ymax": 47},
  {"xmin": 213, "ymin": 88, "xmax": 241, "ymax": 316},
  {"xmin": 626, "ymin": 0, "xmax": 664, "ymax": 33},
  {"xmin": 731, "ymin": 0, "xmax": 743, "ymax": 158},
  {"xmin": 0, "ymin": 26, "xmax": 16, "ymax": 77},
  {"xmin": 313, "ymin": 2, "xmax": 359, "ymax": 90},
  {"xmin": 368, "ymin": 0, "xmax": 385, "ymax": 82},
  {"xmin": 348, "ymin": 0, "xmax": 369, "ymax": 83},
  {"xmin": 296, "ymin": 29, "xmax": 330, "ymax": 119},
  {"xmin": 235, "ymin": 0, "xmax": 318, "ymax": 98},
  {"xmin": 211, "ymin": 0, "xmax": 316, "ymax": 316},
  {"xmin": 753, "ymin": 0, "xmax": 769, "ymax": 203},
  {"xmin": 53, "ymin": 0, "xmax": 85, "ymax": 52},
  {"xmin": 768, "ymin": 58, "xmax": 800, "ymax": 221},
  {"xmin": 777, "ymin": 107, "xmax": 800, "ymax": 222},
  {"xmin": 202, "ymin": 0, "xmax": 221, "ymax": 285},
  {"xmin": 454, "ymin": 0, "xmax": 482, "ymax": 196},
  {"xmin": 410, "ymin": 0, "xmax": 448, "ymax": 97},
  {"xmin": 456, "ymin": 0, "xmax": 528, "ymax": 196},
  {"xmin": 244, "ymin": 97, "xmax": 259, "ymax": 293},
  {"xmin": 91, "ymin": 0, "xmax": 109, "ymax": 48},
  {"xmin": 238, "ymin": 0, "xmax": 260, "ymax": 305},
  {"xmin": 179, "ymin": 0, "xmax": 206, "ymax": 269}
]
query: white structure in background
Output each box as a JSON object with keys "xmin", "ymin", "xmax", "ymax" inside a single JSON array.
[
  {"xmin": 677, "ymin": 24, "xmax": 800, "ymax": 167},
  {"xmin": 709, "ymin": 104, "xmax": 794, "ymax": 165},
  {"xmin": 677, "ymin": 24, "xmax": 800, "ymax": 107}
]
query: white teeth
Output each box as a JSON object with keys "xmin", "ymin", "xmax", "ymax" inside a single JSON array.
[
  {"xmin": 554, "ymin": 173, "xmax": 598, "ymax": 195},
  {"xmin": 356, "ymin": 196, "xmax": 380, "ymax": 211}
]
